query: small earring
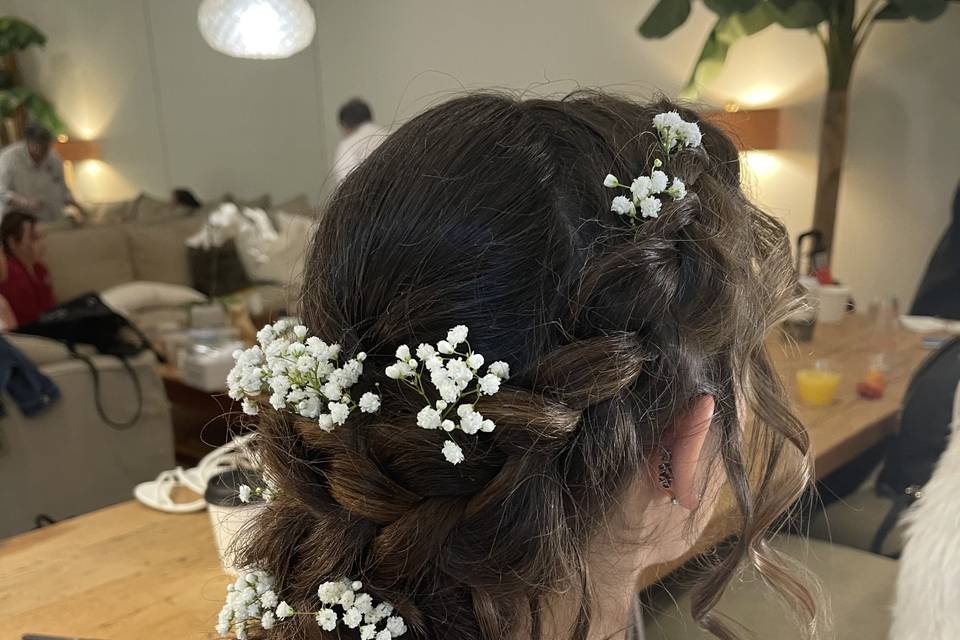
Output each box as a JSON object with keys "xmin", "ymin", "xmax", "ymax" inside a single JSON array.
[{"xmin": 658, "ymin": 447, "xmax": 674, "ymax": 490}]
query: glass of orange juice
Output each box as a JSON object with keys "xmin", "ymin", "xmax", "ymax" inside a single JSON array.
[{"xmin": 796, "ymin": 360, "xmax": 841, "ymax": 407}]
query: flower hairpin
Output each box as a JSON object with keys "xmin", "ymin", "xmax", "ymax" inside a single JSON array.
[
  {"xmin": 387, "ymin": 325, "xmax": 510, "ymax": 465},
  {"xmin": 227, "ymin": 322, "xmax": 508, "ymax": 465},
  {"xmin": 227, "ymin": 319, "xmax": 381, "ymax": 432},
  {"xmin": 217, "ymin": 572, "xmax": 407, "ymax": 640},
  {"xmin": 603, "ymin": 111, "xmax": 701, "ymax": 224}
]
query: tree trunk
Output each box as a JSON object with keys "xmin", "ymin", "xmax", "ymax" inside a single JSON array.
[{"xmin": 811, "ymin": 88, "xmax": 850, "ymax": 253}]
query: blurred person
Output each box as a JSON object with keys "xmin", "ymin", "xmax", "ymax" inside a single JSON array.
[
  {"xmin": 0, "ymin": 122, "xmax": 87, "ymax": 223},
  {"xmin": 0, "ymin": 252, "xmax": 15, "ymax": 330},
  {"xmin": 0, "ymin": 211, "xmax": 55, "ymax": 325},
  {"xmin": 333, "ymin": 98, "xmax": 385, "ymax": 184},
  {"xmin": 172, "ymin": 187, "xmax": 203, "ymax": 210},
  {"xmin": 911, "ymin": 180, "xmax": 960, "ymax": 319}
]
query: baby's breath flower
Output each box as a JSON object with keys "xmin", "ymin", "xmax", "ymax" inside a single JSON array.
[
  {"xmin": 478, "ymin": 373, "xmax": 501, "ymax": 396},
  {"xmin": 276, "ymin": 601, "xmax": 294, "ymax": 619},
  {"xmin": 639, "ymin": 196, "xmax": 662, "ymax": 219},
  {"xmin": 361, "ymin": 625, "xmax": 377, "ymax": 640},
  {"xmin": 488, "ymin": 361, "xmax": 510, "ymax": 379},
  {"xmin": 437, "ymin": 339, "xmax": 455, "ymax": 355},
  {"xmin": 610, "ymin": 195, "xmax": 635, "ymax": 217},
  {"xmin": 316, "ymin": 608, "xmax": 338, "ymax": 631},
  {"xmin": 359, "ymin": 392, "xmax": 381, "ymax": 413},
  {"xmin": 386, "ymin": 616, "xmax": 408, "ymax": 636},
  {"xmin": 442, "ymin": 440, "xmax": 465, "ymax": 465},
  {"xmin": 650, "ymin": 169, "xmax": 669, "ymax": 193},
  {"xmin": 447, "ymin": 325, "xmax": 469, "ymax": 346},
  {"xmin": 603, "ymin": 173, "xmax": 620, "ymax": 188},
  {"xmin": 260, "ymin": 610, "xmax": 276, "ymax": 630},
  {"xmin": 630, "ymin": 176, "xmax": 652, "ymax": 199},
  {"xmin": 667, "ymin": 177, "xmax": 686, "ymax": 200}
]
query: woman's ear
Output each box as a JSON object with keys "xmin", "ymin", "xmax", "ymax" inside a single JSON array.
[{"xmin": 659, "ymin": 395, "xmax": 715, "ymax": 509}]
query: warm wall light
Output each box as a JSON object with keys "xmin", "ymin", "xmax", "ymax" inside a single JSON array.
[
  {"xmin": 743, "ymin": 150, "xmax": 780, "ymax": 177},
  {"xmin": 739, "ymin": 84, "xmax": 780, "ymax": 107},
  {"xmin": 705, "ymin": 108, "xmax": 779, "ymax": 151},
  {"xmin": 54, "ymin": 140, "xmax": 101, "ymax": 194}
]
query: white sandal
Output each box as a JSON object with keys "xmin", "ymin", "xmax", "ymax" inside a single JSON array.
[
  {"xmin": 180, "ymin": 433, "xmax": 257, "ymax": 495},
  {"xmin": 133, "ymin": 467, "xmax": 207, "ymax": 513}
]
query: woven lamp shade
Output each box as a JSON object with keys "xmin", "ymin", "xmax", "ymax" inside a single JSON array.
[{"xmin": 198, "ymin": 0, "xmax": 316, "ymax": 60}]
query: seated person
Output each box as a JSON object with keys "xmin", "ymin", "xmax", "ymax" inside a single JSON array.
[
  {"xmin": 0, "ymin": 211, "xmax": 55, "ymax": 326},
  {"xmin": 0, "ymin": 253, "xmax": 15, "ymax": 330}
]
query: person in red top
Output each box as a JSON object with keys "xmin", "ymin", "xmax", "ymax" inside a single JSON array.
[{"xmin": 0, "ymin": 210, "xmax": 55, "ymax": 326}]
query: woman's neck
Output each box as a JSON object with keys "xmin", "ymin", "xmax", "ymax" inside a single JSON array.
[{"xmin": 541, "ymin": 484, "xmax": 658, "ymax": 640}]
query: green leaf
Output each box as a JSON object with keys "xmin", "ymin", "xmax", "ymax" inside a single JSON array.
[
  {"xmin": 0, "ymin": 17, "xmax": 46, "ymax": 57},
  {"xmin": 888, "ymin": 0, "xmax": 948, "ymax": 20},
  {"xmin": 682, "ymin": 23, "xmax": 730, "ymax": 97},
  {"xmin": 766, "ymin": 0, "xmax": 827, "ymax": 28},
  {"xmin": 715, "ymin": 3, "xmax": 775, "ymax": 43},
  {"xmin": 0, "ymin": 86, "xmax": 65, "ymax": 134},
  {"xmin": 876, "ymin": 3, "xmax": 910, "ymax": 18},
  {"xmin": 704, "ymin": 0, "xmax": 760, "ymax": 16},
  {"xmin": 639, "ymin": 0, "xmax": 692, "ymax": 38}
]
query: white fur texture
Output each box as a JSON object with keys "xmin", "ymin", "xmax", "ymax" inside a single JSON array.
[{"xmin": 890, "ymin": 382, "xmax": 960, "ymax": 640}]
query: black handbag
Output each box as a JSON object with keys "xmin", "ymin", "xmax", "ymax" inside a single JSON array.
[
  {"xmin": 188, "ymin": 238, "xmax": 252, "ymax": 297},
  {"xmin": 14, "ymin": 293, "xmax": 153, "ymax": 429}
]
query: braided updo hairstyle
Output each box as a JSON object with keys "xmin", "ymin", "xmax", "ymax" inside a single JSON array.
[{"xmin": 239, "ymin": 92, "xmax": 813, "ymax": 639}]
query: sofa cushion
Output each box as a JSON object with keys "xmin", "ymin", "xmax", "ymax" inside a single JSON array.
[
  {"xmin": 124, "ymin": 215, "xmax": 204, "ymax": 287},
  {"xmin": 275, "ymin": 194, "xmax": 313, "ymax": 217},
  {"xmin": 44, "ymin": 225, "xmax": 135, "ymax": 301},
  {"xmin": 3, "ymin": 333, "xmax": 72, "ymax": 366},
  {"xmin": 87, "ymin": 199, "xmax": 137, "ymax": 225},
  {"xmin": 132, "ymin": 192, "xmax": 190, "ymax": 222}
]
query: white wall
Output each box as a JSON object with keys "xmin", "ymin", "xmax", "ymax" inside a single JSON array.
[
  {"xmin": 2, "ymin": 0, "xmax": 958, "ymax": 306},
  {"xmin": 2, "ymin": 0, "xmax": 327, "ymax": 204}
]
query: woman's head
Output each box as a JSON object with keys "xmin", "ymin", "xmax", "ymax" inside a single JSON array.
[
  {"xmin": 1, "ymin": 210, "xmax": 43, "ymax": 265},
  {"xmin": 240, "ymin": 92, "xmax": 811, "ymax": 639}
]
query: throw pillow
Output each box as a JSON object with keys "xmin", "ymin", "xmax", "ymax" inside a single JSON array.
[
  {"xmin": 125, "ymin": 215, "xmax": 206, "ymax": 287},
  {"xmin": 188, "ymin": 240, "xmax": 253, "ymax": 297},
  {"xmin": 100, "ymin": 281, "xmax": 208, "ymax": 317}
]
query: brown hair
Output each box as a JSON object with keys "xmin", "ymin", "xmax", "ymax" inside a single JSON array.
[
  {"xmin": 240, "ymin": 91, "xmax": 813, "ymax": 639},
  {"xmin": 1, "ymin": 210, "xmax": 38, "ymax": 255}
]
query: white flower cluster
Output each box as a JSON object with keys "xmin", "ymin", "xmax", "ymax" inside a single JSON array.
[
  {"xmin": 652, "ymin": 110, "xmax": 703, "ymax": 152},
  {"xmin": 603, "ymin": 112, "xmax": 701, "ymax": 224},
  {"xmin": 227, "ymin": 319, "xmax": 380, "ymax": 432},
  {"xmin": 215, "ymin": 573, "xmax": 407, "ymax": 640},
  {"xmin": 387, "ymin": 325, "xmax": 510, "ymax": 465},
  {"xmin": 237, "ymin": 479, "xmax": 278, "ymax": 504},
  {"xmin": 215, "ymin": 570, "xmax": 293, "ymax": 639},
  {"xmin": 315, "ymin": 579, "xmax": 407, "ymax": 640}
]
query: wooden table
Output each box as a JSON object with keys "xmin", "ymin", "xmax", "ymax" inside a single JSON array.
[{"xmin": 0, "ymin": 316, "xmax": 941, "ymax": 639}]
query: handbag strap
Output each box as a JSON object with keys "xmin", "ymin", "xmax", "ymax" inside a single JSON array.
[{"xmin": 69, "ymin": 347, "xmax": 143, "ymax": 431}]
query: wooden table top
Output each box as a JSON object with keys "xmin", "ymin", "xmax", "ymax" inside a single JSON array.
[{"xmin": 0, "ymin": 315, "xmax": 943, "ymax": 639}]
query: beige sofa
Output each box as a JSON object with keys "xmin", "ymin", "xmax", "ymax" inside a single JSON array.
[
  {"xmin": 0, "ymin": 334, "xmax": 174, "ymax": 538},
  {"xmin": 42, "ymin": 193, "xmax": 314, "ymax": 319}
]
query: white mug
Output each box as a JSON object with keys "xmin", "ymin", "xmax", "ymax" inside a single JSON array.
[{"xmin": 817, "ymin": 284, "xmax": 851, "ymax": 323}]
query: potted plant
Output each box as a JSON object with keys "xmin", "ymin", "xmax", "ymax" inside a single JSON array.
[
  {"xmin": 638, "ymin": 0, "xmax": 953, "ymax": 253},
  {"xmin": 0, "ymin": 16, "xmax": 65, "ymax": 145}
]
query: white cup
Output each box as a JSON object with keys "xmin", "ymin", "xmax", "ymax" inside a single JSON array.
[
  {"xmin": 816, "ymin": 285, "xmax": 850, "ymax": 323},
  {"xmin": 208, "ymin": 502, "xmax": 264, "ymax": 575}
]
